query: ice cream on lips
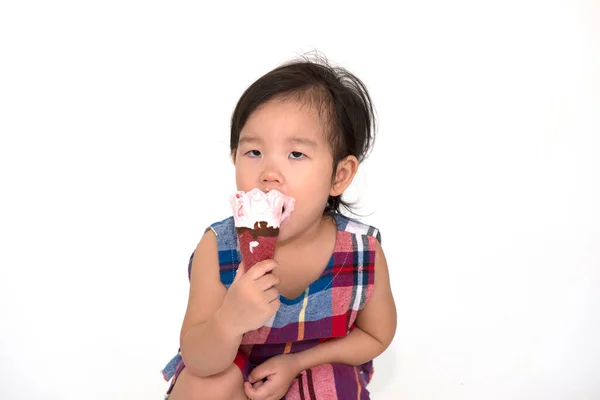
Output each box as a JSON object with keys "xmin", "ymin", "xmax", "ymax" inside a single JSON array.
[
  {"xmin": 230, "ymin": 188, "xmax": 295, "ymax": 270},
  {"xmin": 231, "ymin": 188, "xmax": 295, "ymax": 230}
]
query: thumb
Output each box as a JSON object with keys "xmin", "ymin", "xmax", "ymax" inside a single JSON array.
[
  {"xmin": 244, "ymin": 381, "xmax": 258, "ymax": 399},
  {"xmin": 233, "ymin": 262, "xmax": 245, "ymax": 283}
]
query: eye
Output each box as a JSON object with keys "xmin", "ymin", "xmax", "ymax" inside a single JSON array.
[
  {"xmin": 246, "ymin": 150, "xmax": 262, "ymax": 157},
  {"xmin": 289, "ymin": 151, "xmax": 305, "ymax": 160}
]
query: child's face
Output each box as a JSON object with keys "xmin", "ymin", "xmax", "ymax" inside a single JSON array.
[{"xmin": 233, "ymin": 99, "xmax": 335, "ymax": 241}]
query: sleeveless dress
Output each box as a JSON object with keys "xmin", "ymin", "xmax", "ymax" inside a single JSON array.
[{"xmin": 162, "ymin": 213, "xmax": 381, "ymax": 399}]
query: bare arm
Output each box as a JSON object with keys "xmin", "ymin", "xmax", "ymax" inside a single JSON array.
[
  {"xmin": 179, "ymin": 231, "xmax": 242, "ymax": 377},
  {"xmin": 179, "ymin": 230, "xmax": 281, "ymax": 378},
  {"xmin": 295, "ymin": 240, "xmax": 397, "ymax": 370}
]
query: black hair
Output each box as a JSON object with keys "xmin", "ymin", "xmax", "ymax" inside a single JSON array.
[{"xmin": 230, "ymin": 53, "xmax": 376, "ymax": 215}]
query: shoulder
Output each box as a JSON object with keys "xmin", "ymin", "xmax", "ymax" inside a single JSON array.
[
  {"xmin": 333, "ymin": 213, "xmax": 382, "ymax": 244},
  {"xmin": 187, "ymin": 216, "xmax": 237, "ymax": 280},
  {"xmin": 207, "ymin": 216, "xmax": 234, "ymax": 235},
  {"xmin": 205, "ymin": 216, "xmax": 238, "ymax": 249}
]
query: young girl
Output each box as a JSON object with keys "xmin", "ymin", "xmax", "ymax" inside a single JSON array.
[{"xmin": 162, "ymin": 55, "xmax": 397, "ymax": 400}]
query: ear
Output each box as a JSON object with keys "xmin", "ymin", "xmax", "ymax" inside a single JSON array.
[{"xmin": 330, "ymin": 155, "xmax": 359, "ymax": 197}]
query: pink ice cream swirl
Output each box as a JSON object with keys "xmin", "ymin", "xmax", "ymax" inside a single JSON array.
[{"xmin": 230, "ymin": 188, "xmax": 295, "ymax": 229}]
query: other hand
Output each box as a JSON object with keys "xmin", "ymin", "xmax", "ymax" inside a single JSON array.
[{"xmin": 244, "ymin": 353, "xmax": 302, "ymax": 400}]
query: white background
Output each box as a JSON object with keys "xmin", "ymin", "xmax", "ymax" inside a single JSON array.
[{"xmin": 1, "ymin": 1, "xmax": 599, "ymax": 399}]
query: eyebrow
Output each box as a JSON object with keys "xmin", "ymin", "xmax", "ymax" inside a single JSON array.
[
  {"xmin": 238, "ymin": 135, "xmax": 318, "ymax": 148},
  {"xmin": 238, "ymin": 136, "xmax": 261, "ymax": 145},
  {"xmin": 288, "ymin": 137, "xmax": 317, "ymax": 148}
]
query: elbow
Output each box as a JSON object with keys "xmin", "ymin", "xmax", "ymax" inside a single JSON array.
[
  {"xmin": 368, "ymin": 327, "xmax": 396, "ymax": 362},
  {"xmin": 373, "ymin": 336, "xmax": 391, "ymax": 361},
  {"xmin": 179, "ymin": 349, "xmax": 210, "ymax": 378},
  {"xmin": 378, "ymin": 311, "xmax": 398, "ymax": 351},
  {"xmin": 379, "ymin": 327, "xmax": 396, "ymax": 354},
  {"xmin": 349, "ymin": 327, "xmax": 395, "ymax": 367},
  {"xmin": 383, "ymin": 320, "xmax": 397, "ymax": 349},
  {"xmin": 351, "ymin": 341, "xmax": 388, "ymax": 367},
  {"xmin": 179, "ymin": 331, "xmax": 211, "ymax": 378}
]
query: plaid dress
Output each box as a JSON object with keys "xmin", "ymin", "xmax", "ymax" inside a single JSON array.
[{"xmin": 162, "ymin": 213, "xmax": 380, "ymax": 399}]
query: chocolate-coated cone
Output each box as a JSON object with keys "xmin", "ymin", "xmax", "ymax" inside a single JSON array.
[{"xmin": 237, "ymin": 229, "xmax": 278, "ymax": 271}]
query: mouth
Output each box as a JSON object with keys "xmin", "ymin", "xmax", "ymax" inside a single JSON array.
[{"xmin": 260, "ymin": 188, "xmax": 289, "ymax": 215}]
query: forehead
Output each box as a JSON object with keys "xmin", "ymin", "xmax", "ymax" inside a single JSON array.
[{"xmin": 240, "ymin": 99, "xmax": 329, "ymax": 144}]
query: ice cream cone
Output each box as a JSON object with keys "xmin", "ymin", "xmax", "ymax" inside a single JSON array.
[
  {"xmin": 236, "ymin": 222, "xmax": 279, "ymax": 270},
  {"xmin": 230, "ymin": 189, "xmax": 295, "ymax": 271}
]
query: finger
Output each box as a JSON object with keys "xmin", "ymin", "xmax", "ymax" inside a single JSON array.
[
  {"xmin": 252, "ymin": 380, "xmax": 265, "ymax": 390},
  {"xmin": 251, "ymin": 378, "xmax": 276, "ymax": 400},
  {"xmin": 244, "ymin": 381, "xmax": 271, "ymax": 400},
  {"xmin": 269, "ymin": 298, "xmax": 281, "ymax": 316},
  {"xmin": 248, "ymin": 363, "xmax": 274, "ymax": 384},
  {"xmin": 248, "ymin": 259, "xmax": 277, "ymax": 280},
  {"xmin": 257, "ymin": 273, "xmax": 280, "ymax": 291},
  {"xmin": 270, "ymin": 298, "xmax": 281, "ymax": 312},
  {"xmin": 244, "ymin": 382, "xmax": 257, "ymax": 399},
  {"xmin": 262, "ymin": 287, "xmax": 280, "ymax": 303}
]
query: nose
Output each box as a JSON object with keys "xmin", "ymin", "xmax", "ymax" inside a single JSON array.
[
  {"xmin": 261, "ymin": 170, "xmax": 282, "ymax": 185},
  {"xmin": 260, "ymin": 162, "xmax": 283, "ymax": 185}
]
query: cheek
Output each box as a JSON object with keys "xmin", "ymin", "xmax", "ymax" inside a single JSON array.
[
  {"xmin": 295, "ymin": 161, "xmax": 332, "ymax": 184},
  {"xmin": 235, "ymin": 166, "xmax": 252, "ymax": 191},
  {"xmin": 290, "ymin": 179, "xmax": 331, "ymax": 213}
]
